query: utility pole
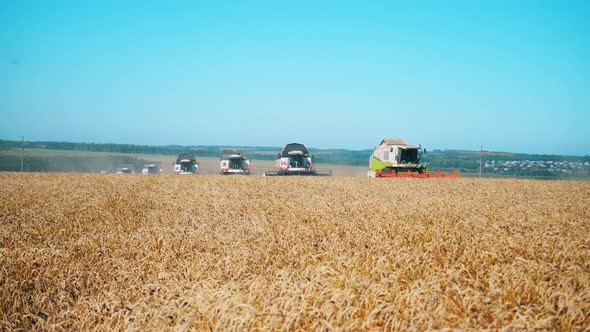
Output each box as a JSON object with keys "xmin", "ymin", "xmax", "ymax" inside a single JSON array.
[
  {"xmin": 21, "ymin": 136, "xmax": 24, "ymax": 172},
  {"xmin": 479, "ymin": 145, "xmax": 482, "ymax": 178}
]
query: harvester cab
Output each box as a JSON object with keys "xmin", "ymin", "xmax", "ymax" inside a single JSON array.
[
  {"xmin": 220, "ymin": 149, "xmax": 251, "ymax": 175},
  {"xmin": 368, "ymin": 138, "xmax": 458, "ymax": 178},
  {"xmin": 174, "ymin": 153, "xmax": 199, "ymax": 175}
]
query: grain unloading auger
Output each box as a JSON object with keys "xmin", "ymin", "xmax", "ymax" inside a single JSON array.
[
  {"xmin": 368, "ymin": 138, "xmax": 459, "ymax": 178},
  {"xmin": 263, "ymin": 143, "xmax": 332, "ymax": 176}
]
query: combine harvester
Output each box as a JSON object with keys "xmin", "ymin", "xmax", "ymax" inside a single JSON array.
[
  {"xmin": 220, "ymin": 149, "xmax": 251, "ymax": 175},
  {"xmin": 142, "ymin": 161, "xmax": 162, "ymax": 174},
  {"xmin": 368, "ymin": 138, "xmax": 459, "ymax": 178},
  {"xmin": 116, "ymin": 164, "xmax": 135, "ymax": 174},
  {"xmin": 264, "ymin": 143, "xmax": 331, "ymax": 176},
  {"xmin": 174, "ymin": 153, "xmax": 199, "ymax": 175}
]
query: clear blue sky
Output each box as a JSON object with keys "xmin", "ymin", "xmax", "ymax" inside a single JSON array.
[{"xmin": 1, "ymin": 1, "xmax": 588, "ymax": 155}]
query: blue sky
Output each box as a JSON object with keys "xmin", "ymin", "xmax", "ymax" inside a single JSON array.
[{"xmin": 1, "ymin": 1, "xmax": 589, "ymax": 155}]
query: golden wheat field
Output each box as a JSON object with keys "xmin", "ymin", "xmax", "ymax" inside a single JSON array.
[{"xmin": 1, "ymin": 173, "xmax": 589, "ymax": 331}]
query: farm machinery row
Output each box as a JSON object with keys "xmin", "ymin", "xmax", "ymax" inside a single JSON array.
[
  {"xmin": 121, "ymin": 138, "xmax": 458, "ymax": 178},
  {"xmin": 114, "ymin": 151, "xmax": 251, "ymax": 175},
  {"xmin": 170, "ymin": 143, "xmax": 331, "ymax": 176}
]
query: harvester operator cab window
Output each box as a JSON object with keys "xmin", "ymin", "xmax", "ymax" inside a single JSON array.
[
  {"xmin": 400, "ymin": 148, "xmax": 419, "ymax": 164},
  {"xmin": 180, "ymin": 162, "xmax": 192, "ymax": 172},
  {"xmin": 290, "ymin": 155, "xmax": 305, "ymax": 168},
  {"xmin": 229, "ymin": 158, "xmax": 246, "ymax": 170}
]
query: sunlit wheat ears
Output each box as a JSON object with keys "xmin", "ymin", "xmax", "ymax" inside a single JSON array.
[{"xmin": 1, "ymin": 173, "xmax": 589, "ymax": 330}]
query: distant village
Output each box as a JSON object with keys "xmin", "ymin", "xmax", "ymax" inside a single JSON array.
[{"xmin": 484, "ymin": 159, "xmax": 590, "ymax": 175}]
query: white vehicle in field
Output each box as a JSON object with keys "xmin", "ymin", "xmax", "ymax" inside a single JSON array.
[
  {"xmin": 116, "ymin": 164, "xmax": 135, "ymax": 174},
  {"xmin": 220, "ymin": 149, "xmax": 251, "ymax": 175},
  {"xmin": 142, "ymin": 161, "xmax": 163, "ymax": 174},
  {"xmin": 173, "ymin": 154, "xmax": 199, "ymax": 175},
  {"xmin": 264, "ymin": 143, "xmax": 331, "ymax": 176}
]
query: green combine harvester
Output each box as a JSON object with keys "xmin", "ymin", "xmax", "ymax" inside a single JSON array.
[{"xmin": 368, "ymin": 138, "xmax": 459, "ymax": 178}]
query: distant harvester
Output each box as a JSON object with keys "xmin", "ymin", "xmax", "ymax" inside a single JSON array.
[
  {"xmin": 220, "ymin": 149, "xmax": 251, "ymax": 175},
  {"xmin": 174, "ymin": 154, "xmax": 199, "ymax": 175},
  {"xmin": 142, "ymin": 161, "xmax": 162, "ymax": 175},
  {"xmin": 116, "ymin": 164, "xmax": 135, "ymax": 174},
  {"xmin": 264, "ymin": 143, "xmax": 331, "ymax": 176}
]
